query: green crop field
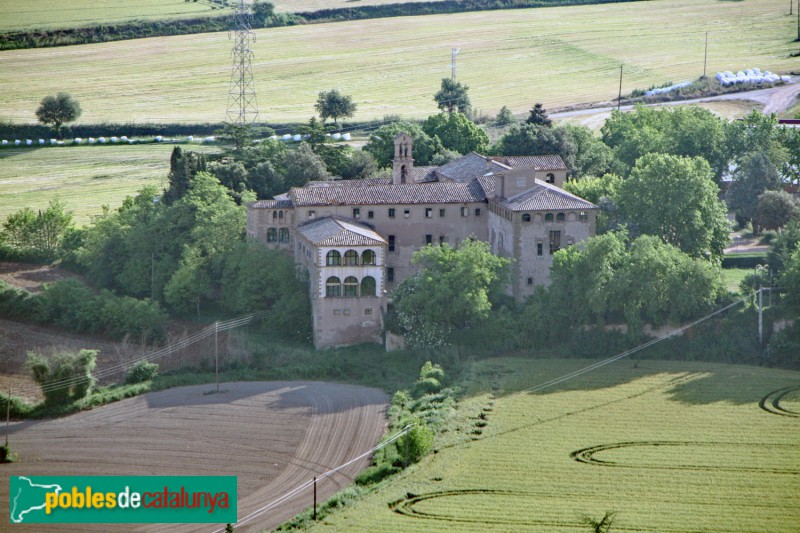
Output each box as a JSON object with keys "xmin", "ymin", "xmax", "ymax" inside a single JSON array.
[
  {"xmin": 0, "ymin": 0, "xmax": 794, "ymax": 124},
  {"xmin": 309, "ymin": 358, "xmax": 800, "ymax": 532},
  {"xmin": 0, "ymin": 0, "xmax": 230, "ymax": 32},
  {"xmin": 0, "ymin": 144, "xmax": 219, "ymax": 225}
]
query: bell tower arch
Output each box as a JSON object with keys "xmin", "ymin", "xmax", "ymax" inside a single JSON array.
[{"xmin": 392, "ymin": 133, "xmax": 414, "ymax": 185}]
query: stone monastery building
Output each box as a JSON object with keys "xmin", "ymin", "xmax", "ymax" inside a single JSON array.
[{"xmin": 247, "ymin": 134, "xmax": 598, "ymax": 349}]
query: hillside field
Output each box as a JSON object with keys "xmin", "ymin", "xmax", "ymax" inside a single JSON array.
[
  {"xmin": 308, "ymin": 358, "xmax": 800, "ymax": 532},
  {"xmin": 0, "ymin": 0, "xmax": 795, "ymax": 124},
  {"xmin": 0, "ymin": 0, "xmax": 231, "ymax": 32},
  {"xmin": 0, "ymin": 144, "xmax": 221, "ymax": 225}
]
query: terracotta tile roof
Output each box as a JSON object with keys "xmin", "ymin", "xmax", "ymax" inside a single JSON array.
[
  {"xmin": 500, "ymin": 180, "xmax": 597, "ymax": 212},
  {"xmin": 297, "ymin": 217, "xmax": 386, "ymax": 246},
  {"xmin": 488, "ymin": 155, "xmax": 567, "ymax": 171},
  {"xmin": 410, "ymin": 166, "xmax": 439, "ymax": 183},
  {"xmin": 306, "ymin": 177, "xmax": 392, "ymax": 188},
  {"xmin": 435, "ymin": 153, "xmax": 508, "ymax": 183},
  {"xmin": 290, "ymin": 181, "xmax": 487, "ymax": 207},
  {"xmin": 250, "ymin": 198, "xmax": 294, "ymax": 209}
]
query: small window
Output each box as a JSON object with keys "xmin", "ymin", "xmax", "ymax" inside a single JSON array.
[
  {"xmin": 545, "ymin": 213, "xmax": 554, "ymax": 222},
  {"xmin": 425, "ymin": 234, "xmax": 433, "ymax": 245},
  {"xmin": 387, "ymin": 267, "xmax": 395, "ymax": 283},
  {"xmin": 326, "ymin": 276, "xmax": 341, "ymax": 297},
  {"xmin": 388, "ymin": 235, "xmax": 395, "ymax": 252},
  {"xmin": 579, "ymin": 211, "xmax": 588, "ymax": 222},
  {"xmin": 439, "ymin": 235, "xmax": 447, "ymax": 244},
  {"xmin": 522, "ymin": 214, "xmax": 531, "ymax": 222},
  {"xmin": 439, "ymin": 208, "xmax": 446, "ymax": 218},
  {"xmin": 404, "ymin": 209, "xmax": 410, "ymax": 218},
  {"xmin": 537, "ymin": 242, "xmax": 543, "ymax": 256},
  {"xmin": 343, "ymin": 309, "xmax": 351, "ymax": 316},
  {"xmin": 272, "ymin": 211, "xmax": 277, "ymax": 220},
  {"xmin": 267, "ymin": 228, "xmax": 277, "ymax": 242},
  {"xmin": 556, "ymin": 212, "xmax": 565, "ymax": 222},
  {"xmin": 279, "ymin": 228, "xmax": 290, "ymax": 243},
  {"xmin": 388, "ymin": 208, "xmax": 396, "ymax": 218},
  {"xmin": 527, "ymin": 277, "xmax": 534, "ymax": 286},
  {"xmin": 343, "ymin": 276, "xmax": 358, "ymax": 297},
  {"xmin": 364, "ymin": 308, "xmax": 373, "ymax": 316},
  {"xmin": 344, "ymin": 250, "xmax": 359, "ymax": 266},
  {"xmin": 361, "ymin": 276, "xmax": 376, "ymax": 297},
  {"xmin": 362, "ymin": 249, "xmax": 376, "ymax": 265},
  {"xmin": 279, "ymin": 211, "xmax": 284, "ymax": 219},
  {"xmin": 309, "ymin": 210, "xmax": 316, "ymax": 219},
  {"xmin": 425, "ymin": 208, "xmax": 433, "ymax": 218},
  {"xmin": 567, "ymin": 238, "xmax": 575, "ymax": 246},
  {"xmin": 549, "ymin": 230, "xmax": 561, "ymax": 254},
  {"xmin": 334, "ymin": 309, "xmax": 341, "ymax": 315},
  {"xmin": 368, "ymin": 210, "xmax": 374, "ymax": 219},
  {"xmin": 546, "ymin": 173, "xmax": 555, "ymax": 184},
  {"xmin": 353, "ymin": 208, "xmax": 361, "ymax": 219},
  {"xmin": 461, "ymin": 207, "xmax": 468, "ymax": 217},
  {"xmin": 326, "ymin": 250, "xmax": 341, "ymax": 266},
  {"xmin": 475, "ymin": 208, "xmax": 481, "ymax": 217}
]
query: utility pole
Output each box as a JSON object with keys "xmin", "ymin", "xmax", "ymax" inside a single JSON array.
[
  {"xmin": 617, "ymin": 65, "xmax": 623, "ymax": 111},
  {"xmin": 226, "ymin": 0, "xmax": 259, "ymax": 125},
  {"xmin": 758, "ymin": 287, "xmax": 763, "ymax": 346},
  {"xmin": 702, "ymin": 31, "xmax": 708, "ymax": 79},
  {"xmin": 313, "ymin": 477, "xmax": 317, "ymax": 521},
  {"xmin": 215, "ymin": 321, "xmax": 220, "ymax": 394},
  {"xmin": 5, "ymin": 387, "xmax": 10, "ymax": 448},
  {"xmin": 451, "ymin": 48, "xmax": 460, "ymax": 82}
]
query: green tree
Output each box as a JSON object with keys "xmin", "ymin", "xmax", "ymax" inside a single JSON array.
[
  {"xmin": 526, "ymin": 102, "xmax": 552, "ymax": 127},
  {"xmin": 314, "ymin": 89, "xmax": 357, "ymax": 128},
  {"xmin": 495, "ymin": 105, "xmax": 515, "ymax": 126},
  {"xmin": 27, "ymin": 349, "xmax": 97, "ymax": 406},
  {"xmin": 779, "ymin": 248, "xmax": 800, "ymax": 316},
  {"xmin": 433, "ymin": 78, "xmax": 471, "ymax": 114},
  {"xmin": 163, "ymin": 147, "xmax": 206, "ymax": 205},
  {"xmin": 618, "ymin": 153, "xmax": 729, "ymax": 260},
  {"xmin": 725, "ymin": 111, "xmax": 788, "ymax": 170},
  {"xmin": 217, "ymin": 123, "xmax": 254, "ymax": 152},
  {"xmin": 601, "ymin": 106, "xmax": 728, "ymax": 179},
  {"xmin": 393, "ymin": 240, "xmax": 510, "ymax": 347},
  {"xmin": 35, "ymin": 92, "xmax": 82, "ymax": 136},
  {"xmin": 563, "ymin": 173, "xmax": 622, "ymax": 233},
  {"xmin": 727, "ymin": 151, "xmax": 783, "ymax": 235},
  {"xmin": 283, "ymin": 142, "xmax": 331, "ymax": 188},
  {"xmin": 363, "ymin": 122, "xmax": 445, "ymax": 167},
  {"xmin": 493, "ymin": 123, "xmax": 576, "ymax": 170},
  {"xmin": 2, "ymin": 200, "xmax": 73, "ymax": 258},
  {"xmin": 562, "ymin": 124, "xmax": 613, "ymax": 179},
  {"xmin": 251, "ymin": 1, "xmax": 275, "ymax": 27},
  {"xmin": 757, "ymin": 190, "xmax": 798, "ymax": 232},
  {"xmin": 422, "ymin": 112, "xmax": 489, "ymax": 155},
  {"xmin": 339, "ymin": 149, "xmax": 378, "ymax": 180}
]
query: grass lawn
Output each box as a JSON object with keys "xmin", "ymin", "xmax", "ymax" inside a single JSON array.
[
  {"xmin": 308, "ymin": 357, "xmax": 800, "ymax": 532},
  {"xmin": 0, "ymin": 0, "xmax": 795, "ymax": 124},
  {"xmin": 0, "ymin": 0, "xmax": 230, "ymax": 32},
  {"xmin": 0, "ymin": 144, "xmax": 219, "ymax": 225},
  {"xmin": 722, "ymin": 267, "xmax": 751, "ymax": 294}
]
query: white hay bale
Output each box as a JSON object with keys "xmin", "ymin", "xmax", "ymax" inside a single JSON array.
[
  {"xmin": 342, "ymin": 133, "xmax": 351, "ymax": 141},
  {"xmin": 75, "ymin": 138, "xmax": 82, "ymax": 144},
  {"xmin": 1, "ymin": 140, "xmax": 7, "ymax": 146},
  {"xmin": 110, "ymin": 136, "xmax": 118, "ymax": 143},
  {"xmin": 98, "ymin": 137, "xmax": 107, "ymax": 143},
  {"xmin": 155, "ymin": 135, "xmax": 163, "ymax": 142},
  {"xmin": 332, "ymin": 133, "xmax": 342, "ymax": 140},
  {"xmin": 292, "ymin": 134, "xmax": 302, "ymax": 141},
  {"xmin": 88, "ymin": 138, "xmax": 96, "ymax": 144},
  {"xmin": 50, "ymin": 139, "xmax": 57, "ymax": 145},
  {"xmin": 26, "ymin": 139, "xmax": 33, "ymax": 145},
  {"xmin": 186, "ymin": 135, "xmax": 194, "ymax": 142},
  {"xmin": 268, "ymin": 135, "xmax": 277, "ymax": 141},
  {"xmin": 14, "ymin": 140, "xmax": 21, "ymax": 146},
  {"xmin": 282, "ymin": 134, "xmax": 292, "ymax": 141},
  {"xmin": 120, "ymin": 136, "xmax": 128, "ymax": 142},
  {"xmin": 203, "ymin": 136, "xmax": 215, "ymax": 143},
  {"xmin": 38, "ymin": 139, "xmax": 45, "ymax": 145},
  {"xmin": 781, "ymin": 75, "xmax": 791, "ymax": 83}
]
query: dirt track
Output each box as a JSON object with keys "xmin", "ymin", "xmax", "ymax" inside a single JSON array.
[{"xmin": 0, "ymin": 381, "xmax": 388, "ymax": 532}]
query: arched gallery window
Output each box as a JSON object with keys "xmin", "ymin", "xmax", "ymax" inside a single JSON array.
[
  {"xmin": 326, "ymin": 277, "xmax": 341, "ymax": 297},
  {"xmin": 361, "ymin": 276, "xmax": 376, "ymax": 297},
  {"xmin": 326, "ymin": 250, "xmax": 341, "ymax": 266}
]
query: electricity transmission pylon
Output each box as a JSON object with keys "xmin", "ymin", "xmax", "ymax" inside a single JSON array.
[{"xmin": 225, "ymin": 0, "xmax": 259, "ymax": 125}]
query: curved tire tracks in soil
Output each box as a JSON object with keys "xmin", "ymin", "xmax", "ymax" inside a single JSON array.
[{"xmin": 759, "ymin": 386, "xmax": 800, "ymax": 418}]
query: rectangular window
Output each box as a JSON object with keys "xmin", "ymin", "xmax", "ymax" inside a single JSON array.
[
  {"xmin": 388, "ymin": 208, "xmax": 396, "ymax": 218},
  {"xmin": 579, "ymin": 211, "xmax": 588, "ymax": 221},
  {"xmin": 461, "ymin": 207, "xmax": 468, "ymax": 217},
  {"xmin": 475, "ymin": 208, "xmax": 481, "ymax": 217},
  {"xmin": 404, "ymin": 209, "xmax": 410, "ymax": 218},
  {"xmin": 364, "ymin": 308, "xmax": 373, "ymax": 316},
  {"xmin": 425, "ymin": 208, "xmax": 433, "ymax": 218},
  {"xmin": 387, "ymin": 267, "xmax": 395, "ymax": 283},
  {"xmin": 439, "ymin": 208, "xmax": 446, "ymax": 218},
  {"xmin": 537, "ymin": 242, "xmax": 543, "ymax": 256},
  {"xmin": 439, "ymin": 235, "xmax": 447, "ymax": 244},
  {"xmin": 334, "ymin": 309, "xmax": 341, "ymax": 316},
  {"xmin": 549, "ymin": 231, "xmax": 561, "ymax": 254},
  {"xmin": 527, "ymin": 277, "xmax": 534, "ymax": 286},
  {"xmin": 368, "ymin": 210, "xmax": 374, "ymax": 219},
  {"xmin": 309, "ymin": 210, "xmax": 316, "ymax": 219},
  {"xmin": 343, "ymin": 309, "xmax": 351, "ymax": 316},
  {"xmin": 425, "ymin": 234, "xmax": 433, "ymax": 245},
  {"xmin": 388, "ymin": 235, "xmax": 395, "ymax": 252},
  {"xmin": 353, "ymin": 208, "xmax": 360, "ymax": 219}
]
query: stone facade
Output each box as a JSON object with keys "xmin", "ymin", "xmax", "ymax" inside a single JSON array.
[{"xmin": 247, "ymin": 134, "xmax": 597, "ymax": 349}]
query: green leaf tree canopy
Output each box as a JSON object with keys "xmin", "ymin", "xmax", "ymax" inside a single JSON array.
[
  {"xmin": 727, "ymin": 151, "xmax": 783, "ymax": 235},
  {"xmin": 757, "ymin": 191, "xmax": 798, "ymax": 233},
  {"xmin": 314, "ymin": 89, "xmax": 357, "ymax": 127},
  {"xmin": 35, "ymin": 92, "xmax": 82, "ymax": 135},
  {"xmin": 494, "ymin": 123, "xmax": 576, "ymax": 171},
  {"xmin": 433, "ymin": 78, "xmax": 471, "ymax": 114},
  {"xmin": 526, "ymin": 103, "xmax": 552, "ymax": 127},
  {"xmin": 617, "ymin": 153, "xmax": 729, "ymax": 260},
  {"xmin": 422, "ymin": 112, "xmax": 488, "ymax": 155},
  {"xmin": 363, "ymin": 121, "xmax": 445, "ymax": 167}
]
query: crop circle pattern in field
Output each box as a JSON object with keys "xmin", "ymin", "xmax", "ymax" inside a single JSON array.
[
  {"xmin": 759, "ymin": 386, "xmax": 800, "ymax": 418},
  {"xmin": 390, "ymin": 489, "xmax": 583, "ymax": 528},
  {"xmin": 571, "ymin": 441, "xmax": 799, "ymax": 475}
]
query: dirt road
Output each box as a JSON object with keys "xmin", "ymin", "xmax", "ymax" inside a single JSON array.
[{"xmin": 0, "ymin": 381, "xmax": 388, "ymax": 532}]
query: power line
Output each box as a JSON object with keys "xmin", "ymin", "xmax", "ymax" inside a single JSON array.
[{"xmin": 225, "ymin": 0, "xmax": 259, "ymax": 125}]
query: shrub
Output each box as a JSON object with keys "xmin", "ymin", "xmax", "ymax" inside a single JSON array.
[
  {"xmin": 355, "ymin": 463, "xmax": 400, "ymax": 486},
  {"xmin": 412, "ymin": 376, "xmax": 442, "ymax": 397},
  {"xmin": 125, "ymin": 360, "xmax": 159, "ymax": 384},
  {"xmin": 27, "ymin": 349, "xmax": 97, "ymax": 406},
  {"xmin": 395, "ymin": 421, "xmax": 434, "ymax": 465}
]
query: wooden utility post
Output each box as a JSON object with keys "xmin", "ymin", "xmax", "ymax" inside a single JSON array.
[
  {"xmin": 617, "ymin": 65, "xmax": 623, "ymax": 111},
  {"xmin": 215, "ymin": 321, "xmax": 220, "ymax": 394},
  {"xmin": 5, "ymin": 387, "xmax": 10, "ymax": 448},
  {"xmin": 313, "ymin": 477, "xmax": 317, "ymax": 521},
  {"xmin": 758, "ymin": 287, "xmax": 763, "ymax": 347},
  {"xmin": 703, "ymin": 31, "xmax": 708, "ymax": 79}
]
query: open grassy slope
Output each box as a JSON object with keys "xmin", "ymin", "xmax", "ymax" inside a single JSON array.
[
  {"xmin": 0, "ymin": 0, "xmax": 230, "ymax": 32},
  {"xmin": 0, "ymin": 144, "xmax": 220, "ymax": 225},
  {"xmin": 308, "ymin": 358, "xmax": 800, "ymax": 532},
  {"xmin": 0, "ymin": 0, "xmax": 795, "ymax": 124}
]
